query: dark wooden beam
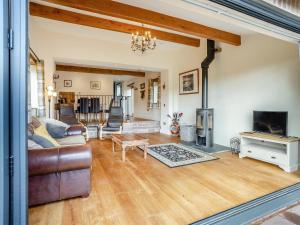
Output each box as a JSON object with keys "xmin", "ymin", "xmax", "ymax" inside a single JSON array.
[
  {"xmin": 56, "ymin": 64, "xmax": 146, "ymax": 77},
  {"xmin": 43, "ymin": 0, "xmax": 241, "ymax": 46},
  {"xmin": 30, "ymin": 2, "xmax": 200, "ymax": 47}
]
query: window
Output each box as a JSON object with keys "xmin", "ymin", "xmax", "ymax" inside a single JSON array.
[
  {"xmin": 114, "ymin": 82, "xmax": 122, "ymax": 98},
  {"xmin": 116, "ymin": 84, "xmax": 121, "ymax": 96},
  {"xmin": 30, "ymin": 64, "xmax": 39, "ymax": 108}
]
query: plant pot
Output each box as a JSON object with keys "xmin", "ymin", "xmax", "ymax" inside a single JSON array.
[{"xmin": 170, "ymin": 122, "xmax": 180, "ymax": 136}]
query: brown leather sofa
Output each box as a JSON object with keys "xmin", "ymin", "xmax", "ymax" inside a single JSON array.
[{"xmin": 28, "ymin": 144, "xmax": 92, "ymax": 206}]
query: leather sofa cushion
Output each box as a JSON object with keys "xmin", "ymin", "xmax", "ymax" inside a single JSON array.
[{"xmin": 28, "ymin": 144, "xmax": 92, "ymax": 176}]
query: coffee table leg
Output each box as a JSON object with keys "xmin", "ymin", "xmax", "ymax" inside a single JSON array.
[
  {"xmin": 122, "ymin": 145, "xmax": 126, "ymax": 162},
  {"xmin": 144, "ymin": 144, "xmax": 148, "ymax": 159}
]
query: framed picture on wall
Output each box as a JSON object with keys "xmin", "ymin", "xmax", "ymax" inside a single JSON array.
[
  {"xmin": 179, "ymin": 69, "xmax": 199, "ymax": 95},
  {"xmin": 90, "ymin": 81, "xmax": 101, "ymax": 90},
  {"xmin": 64, "ymin": 80, "xmax": 72, "ymax": 87}
]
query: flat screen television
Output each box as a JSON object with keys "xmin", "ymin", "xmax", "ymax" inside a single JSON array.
[{"xmin": 253, "ymin": 111, "xmax": 288, "ymax": 136}]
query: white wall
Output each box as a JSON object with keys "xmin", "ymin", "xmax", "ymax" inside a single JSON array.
[
  {"xmin": 56, "ymin": 71, "xmax": 114, "ymax": 95},
  {"xmin": 177, "ymin": 34, "xmax": 300, "ymax": 146},
  {"xmin": 30, "ymin": 18, "xmax": 300, "ymax": 145},
  {"xmin": 29, "ymin": 17, "xmax": 202, "ymax": 134},
  {"xmin": 126, "ymin": 72, "xmax": 161, "ymax": 121}
]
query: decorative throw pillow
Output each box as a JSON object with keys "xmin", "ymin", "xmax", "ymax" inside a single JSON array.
[
  {"xmin": 46, "ymin": 123, "xmax": 67, "ymax": 138},
  {"xmin": 29, "ymin": 134, "xmax": 56, "ymax": 148},
  {"xmin": 40, "ymin": 118, "xmax": 70, "ymax": 130},
  {"xmin": 28, "ymin": 123, "xmax": 35, "ymax": 135},
  {"xmin": 28, "ymin": 139, "xmax": 43, "ymax": 150},
  {"xmin": 31, "ymin": 116, "xmax": 42, "ymax": 128},
  {"xmin": 34, "ymin": 124, "xmax": 60, "ymax": 147}
]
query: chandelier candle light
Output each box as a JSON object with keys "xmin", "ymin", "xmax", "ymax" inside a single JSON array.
[{"xmin": 131, "ymin": 27, "xmax": 157, "ymax": 53}]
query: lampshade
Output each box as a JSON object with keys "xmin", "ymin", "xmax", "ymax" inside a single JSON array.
[
  {"xmin": 47, "ymin": 90, "xmax": 53, "ymax": 96},
  {"xmin": 53, "ymin": 92, "xmax": 57, "ymax": 97},
  {"xmin": 47, "ymin": 85, "xmax": 54, "ymax": 91}
]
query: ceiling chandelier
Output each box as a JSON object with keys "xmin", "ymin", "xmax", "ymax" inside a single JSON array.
[{"xmin": 131, "ymin": 25, "xmax": 157, "ymax": 54}]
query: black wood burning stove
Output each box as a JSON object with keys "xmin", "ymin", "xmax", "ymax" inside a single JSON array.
[
  {"xmin": 196, "ymin": 108, "xmax": 213, "ymax": 147},
  {"xmin": 196, "ymin": 39, "xmax": 218, "ymax": 148}
]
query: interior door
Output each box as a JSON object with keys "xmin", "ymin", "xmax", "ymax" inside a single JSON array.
[{"xmin": 0, "ymin": 1, "xmax": 10, "ymax": 225}]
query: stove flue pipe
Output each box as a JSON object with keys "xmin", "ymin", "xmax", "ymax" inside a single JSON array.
[{"xmin": 201, "ymin": 39, "xmax": 216, "ymax": 109}]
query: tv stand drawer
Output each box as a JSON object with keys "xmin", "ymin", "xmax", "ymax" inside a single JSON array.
[{"xmin": 242, "ymin": 146, "xmax": 287, "ymax": 164}]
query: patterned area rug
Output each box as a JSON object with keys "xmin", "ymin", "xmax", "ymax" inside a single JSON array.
[{"xmin": 147, "ymin": 143, "xmax": 218, "ymax": 168}]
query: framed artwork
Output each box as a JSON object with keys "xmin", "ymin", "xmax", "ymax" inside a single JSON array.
[
  {"xmin": 64, "ymin": 80, "xmax": 72, "ymax": 87},
  {"xmin": 140, "ymin": 83, "xmax": 145, "ymax": 89},
  {"xmin": 90, "ymin": 81, "xmax": 101, "ymax": 90},
  {"xmin": 179, "ymin": 69, "xmax": 199, "ymax": 95}
]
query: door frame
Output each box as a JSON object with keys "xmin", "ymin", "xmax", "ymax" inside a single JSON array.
[
  {"xmin": 9, "ymin": 0, "xmax": 28, "ymax": 225},
  {"xmin": 0, "ymin": 0, "xmax": 10, "ymax": 224},
  {"xmin": 208, "ymin": 0, "xmax": 300, "ymax": 34}
]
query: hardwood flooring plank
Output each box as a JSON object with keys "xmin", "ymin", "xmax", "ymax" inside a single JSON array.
[{"xmin": 29, "ymin": 133, "xmax": 300, "ymax": 225}]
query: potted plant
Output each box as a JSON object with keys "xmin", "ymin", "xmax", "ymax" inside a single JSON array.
[{"xmin": 167, "ymin": 112, "xmax": 183, "ymax": 136}]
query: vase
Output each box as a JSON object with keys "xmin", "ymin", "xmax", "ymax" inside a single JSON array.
[{"xmin": 170, "ymin": 121, "xmax": 180, "ymax": 136}]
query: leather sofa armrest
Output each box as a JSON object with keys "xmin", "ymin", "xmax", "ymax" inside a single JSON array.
[
  {"xmin": 58, "ymin": 144, "xmax": 92, "ymax": 172},
  {"xmin": 65, "ymin": 124, "xmax": 86, "ymax": 136},
  {"xmin": 28, "ymin": 144, "xmax": 92, "ymax": 176},
  {"xmin": 28, "ymin": 148, "xmax": 59, "ymax": 176}
]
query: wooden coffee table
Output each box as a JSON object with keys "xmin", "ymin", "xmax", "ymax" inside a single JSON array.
[{"xmin": 111, "ymin": 134, "xmax": 149, "ymax": 162}]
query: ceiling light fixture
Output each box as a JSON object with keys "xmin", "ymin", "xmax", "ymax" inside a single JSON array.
[{"xmin": 131, "ymin": 24, "xmax": 157, "ymax": 54}]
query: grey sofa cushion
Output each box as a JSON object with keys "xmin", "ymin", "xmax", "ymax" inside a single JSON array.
[
  {"xmin": 28, "ymin": 139, "xmax": 43, "ymax": 150},
  {"xmin": 40, "ymin": 118, "xmax": 70, "ymax": 129},
  {"xmin": 29, "ymin": 134, "xmax": 57, "ymax": 148},
  {"xmin": 46, "ymin": 123, "xmax": 67, "ymax": 138},
  {"xmin": 56, "ymin": 135, "xmax": 86, "ymax": 146}
]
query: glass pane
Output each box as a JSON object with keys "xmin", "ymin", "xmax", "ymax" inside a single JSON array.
[
  {"xmin": 30, "ymin": 65, "xmax": 38, "ymax": 108},
  {"xmin": 116, "ymin": 85, "xmax": 121, "ymax": 96}
]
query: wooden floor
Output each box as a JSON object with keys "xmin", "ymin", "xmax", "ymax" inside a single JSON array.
[{"xmin": 29, "ymin": 133, "xmax": 300, "ymax": 225}]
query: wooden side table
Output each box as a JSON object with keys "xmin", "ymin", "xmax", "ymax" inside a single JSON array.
[{"xmin": 111, "ymin": 134, "xmax": 149, "ymax": 162}]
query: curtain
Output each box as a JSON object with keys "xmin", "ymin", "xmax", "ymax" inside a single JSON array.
[{"xmin": 36, "ymin": 60, "xmax": 46, "ymax": 117}]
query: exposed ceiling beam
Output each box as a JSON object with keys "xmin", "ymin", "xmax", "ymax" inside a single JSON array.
[
  {"xmin": 30, "ymin": 2, "xmax": 200, "ymax": 47},
  {"xmin": 43, "ymin": 0, "xmax": 241, "ymax": 46},
  {"xmin": 56, "ymin": 64, "xmax": 146, "ymax": 77}
]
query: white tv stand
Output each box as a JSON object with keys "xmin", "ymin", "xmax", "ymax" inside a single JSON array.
[{"xmin": 239, "ymin": 132, "xmax": 300, "ymax": 172}]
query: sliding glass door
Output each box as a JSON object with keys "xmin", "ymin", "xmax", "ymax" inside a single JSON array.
[
  {"xmin": 1, "ymin": 0, "xmax": 28, "ymax": 225},
  {"xmin": 10, "ymin": 0, "xmax": 28, "ymax": 224},
  {"xmin": 0, "ymin": 0, "xmax": 10, "ymax": 224}
]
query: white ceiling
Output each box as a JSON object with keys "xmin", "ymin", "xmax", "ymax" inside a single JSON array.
[
  {"xmin": 30, "ymin": 0, "xmax": 256, "ymax": 47},
  {"xmin": 31, "ymin": 0, "xmax": 300, "ymax": 45},
  {"xmin": 114, "ymin": 0, "xmax": 254, "ymax": 35},
  {"xmin": 30, "ymin": 16, "xmax": 184, "ymax": 50}
]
